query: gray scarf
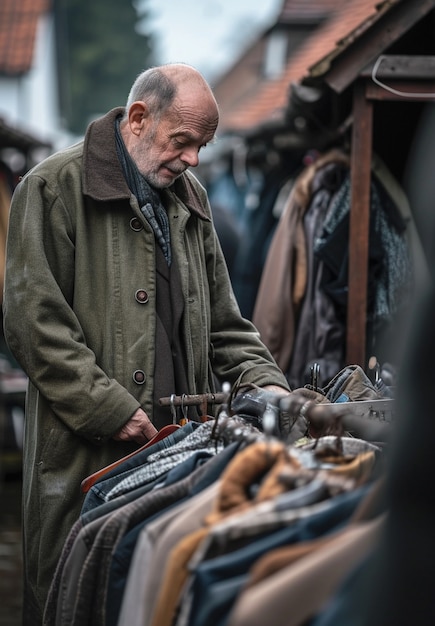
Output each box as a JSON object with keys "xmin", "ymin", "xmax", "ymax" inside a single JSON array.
[{"xmin": 115, "ymin": 117, "xmax": 172, "ymax": 265}]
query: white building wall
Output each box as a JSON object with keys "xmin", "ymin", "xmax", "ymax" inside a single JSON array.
[{"xmin": 0, "ymin": 12, "xmax": 74, "ymax": 153}]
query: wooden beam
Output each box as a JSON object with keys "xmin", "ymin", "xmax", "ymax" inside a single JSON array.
[
  {"xmin": 365, "ymin": 81, "xmax": 435, "ymax": 102},
  {"xmin": 347, "ymin": 81, "xmax": 373, "ymax": 367},
  {"xmin": 322, "ymin": 0, "xmax": 435, "ymax": 93},
  {"xmin": 361, "ymin": 55, "xmax": 435, "ymax": 80}
]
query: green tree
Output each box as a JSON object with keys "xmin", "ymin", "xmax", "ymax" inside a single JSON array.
[{"xmin": 54, "ymin": 0, "xmax": 157, "ymax": 135}]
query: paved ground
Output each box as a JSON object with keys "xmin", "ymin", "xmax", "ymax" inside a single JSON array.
[{"xmin": 0, "ymin": 458, "xmax": 23, "ymax": 626}]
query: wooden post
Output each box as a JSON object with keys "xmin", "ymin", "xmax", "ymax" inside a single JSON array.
[{"xmin": 347, "ymin": 80, "xmax": 373, "ymax": 367}]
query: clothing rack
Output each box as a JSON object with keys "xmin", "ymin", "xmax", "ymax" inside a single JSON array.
[
  {"xmin": 279, "ymin": 392, "xmax": 394, "ymax": 443},
  {"xmin": 51, "ymin": 414, "xmax": 385, "ymax": 626},
  {"xmin": 159, "ymin": 392, "xmax": 227, "ymax": 417}
]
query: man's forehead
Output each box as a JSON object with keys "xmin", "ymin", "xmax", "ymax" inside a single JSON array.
[{"xmin": 166, "ymin": 102, "xmax": 218, "ymax": 135}]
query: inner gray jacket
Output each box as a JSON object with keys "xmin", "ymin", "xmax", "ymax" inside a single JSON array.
[{"xmin": 2, "ymin": 107, "xmax": 289, "ymax": 622}]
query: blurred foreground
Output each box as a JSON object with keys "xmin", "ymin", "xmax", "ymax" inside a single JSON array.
[{"xmin": 0, "ymin": 461, "xmax": 23, "ymax": 626}]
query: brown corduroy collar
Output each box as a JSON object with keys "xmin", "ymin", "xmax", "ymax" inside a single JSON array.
[{"xmin": 82, "ymin": 107, "xmax": 210, "ymax": 221}]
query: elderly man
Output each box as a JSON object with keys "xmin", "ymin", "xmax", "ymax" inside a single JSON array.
[{"xmin": 3, "ymin": 63, "xmax": 290, "ymax": 624}]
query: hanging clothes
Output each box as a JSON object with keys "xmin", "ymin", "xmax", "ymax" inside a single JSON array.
[
  {"xmin": 253, "ymin": 148, "xmax": 415, "ymax": 388},
  {"xmin": 284, "ymin": 158, "xmax": 350, "ymax": 387},
  {"xmin": 252, "ymin": 149, "xmax": 350, "ymax": 377},
  {"xmin": 43, "ymin": 399, "xmax": 386, "ymax": 626},
  {"xmin": 232, "ymin": 156, "xmax": 302, "ymax": 319},
  {"xmin": 225, "ymin": 514, "xmax": 385, "ymax": 626},
  {"xmin": 137, "ymin": 435, "xmax": 380, "ymax": 626},
  {"xmin": 43, "ymin": 419, "xmax": 254, "ymax": 626},
  {"xmin": 0, "ymin": 162, "xmax": 14, "ymax": 304}
]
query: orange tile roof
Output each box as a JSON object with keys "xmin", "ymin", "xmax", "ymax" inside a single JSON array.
[
  {"xmin": 280, "ymin": 0, "xmax": 345, "ymax": 21},
  {"xmin": 219, "ymin": 0, "xmax": 396, "ymax": 133},
  {"xmin": 0, "ymin": 0, "xmax": 50, "ymax": 76}
]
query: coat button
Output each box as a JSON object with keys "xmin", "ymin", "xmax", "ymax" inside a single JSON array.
[
  {"xmin": 133, "ymin": 370, "xmax": 146, "ymax": 384},
  {"xmin": 130, "ymin": 217, "xmax": 143, "ymax": 231},
  {"xmin": 135, "ymin": 289, "xmax": 149, "ymax": 304}
]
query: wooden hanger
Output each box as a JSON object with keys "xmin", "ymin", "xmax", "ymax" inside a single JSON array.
[
  {"xmin": 81, "ymin": 393, "xmax": 227, "ymax": 493},
  {"xmin": 80, "ymin": 391, "xmax": 227, "ymax": 494},
  {"xmin": 80, "ymin": 423, "xmax": 180, "ymax": 494}
]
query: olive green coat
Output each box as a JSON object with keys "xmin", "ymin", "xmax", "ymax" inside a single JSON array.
[{"xmin": 3, "ymin": 108, "xmax": 289, "ymax": 621}]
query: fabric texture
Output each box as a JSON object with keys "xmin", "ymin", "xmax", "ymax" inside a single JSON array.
[
  {"xmin": 149, "ymin": 437, "xmax": 377, "ymax": 626},
  {"xmin": 252, "ymin": 149, "xmax": 350, "ymax": 374},
  {"xmin": 226, "ymin": 515, "xmax": 385, "ymax": 626},
  {"xmin": 115, "ymin": 117, "xmax": 172, "ymax": 265}
]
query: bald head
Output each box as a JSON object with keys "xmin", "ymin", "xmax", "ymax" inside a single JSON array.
[
  {"xmin": 125, "ymin": 63, "xmax": 219, "ymax": 125},
  {"xmin": 160, "ymin": 63, "xmax": 212, "ymax": 89},
  {"xmin": 121, "ymin": 63, "xmax": 219, "ymax": 188}
]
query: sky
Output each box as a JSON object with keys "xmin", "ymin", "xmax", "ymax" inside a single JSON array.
[{"xmin": 138, "ymin": 0, "xmax": 283, "ymax": 82}]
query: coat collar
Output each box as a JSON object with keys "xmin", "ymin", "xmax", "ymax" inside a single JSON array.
[{"xmin": 82, "ymin": 107, "xmax": 209, "ymax": 221}]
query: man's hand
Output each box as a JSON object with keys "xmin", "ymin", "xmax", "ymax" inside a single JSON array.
[
  {"xmin": 262, "ymin": 384, "xmax": 291, "ymax": 397},
  {"xmin": 113, "ymin": 408, "xmax": 158, "ymax": 445}
]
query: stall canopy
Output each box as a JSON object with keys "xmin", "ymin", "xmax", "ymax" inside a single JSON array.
[{"xmin": 216, "ymin": 0, "xmax": 435, "ymax": 369}]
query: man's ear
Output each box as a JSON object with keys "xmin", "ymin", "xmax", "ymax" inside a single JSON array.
[{"xmin": 127, "ymin": 101, "xmax": 149, "ymax": 136}]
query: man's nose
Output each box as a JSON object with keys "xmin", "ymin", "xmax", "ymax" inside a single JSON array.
[{"xmin": 180, "ymin": 147, "xmax": 199, "ymax": 168}]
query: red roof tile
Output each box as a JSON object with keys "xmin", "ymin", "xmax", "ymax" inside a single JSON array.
[
  {"xmin": 0, "ymin": 0, "xmax": 50, "ymax": 76},
  {"xmin": 279, "ymin": 0, "xmax": 345, "ymax": 22},
  {"xmin": 219, "ymin": 0, "xmax": 396, "ymax": 133}
]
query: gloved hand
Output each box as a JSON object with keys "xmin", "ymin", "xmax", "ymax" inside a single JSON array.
[
  {"xmin": 230, "ymin": 387, "xmax": 283, "ymax": 436},
  {"xmin": 278, "ymin": 388, "xmax": 329, "ymax": 442}
]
